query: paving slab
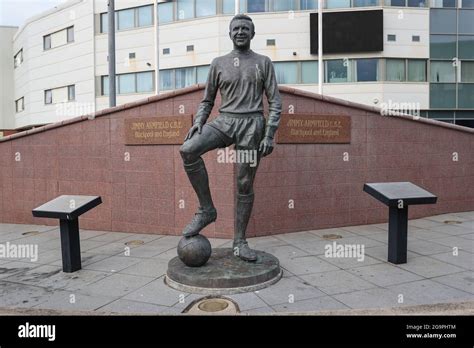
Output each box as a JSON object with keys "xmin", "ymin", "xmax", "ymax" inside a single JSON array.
[
  {"xmin": 430, "ymin": 250, "xmax": 474, "ymax": 270},
  {"xmin": 407, "ymin": 239, "xmax": 453, "ymax": 255},
  {"xmin": 317, "ymin": 253, "xmax": 382, "ymax": 270},
  {"xmin": 83, "ymin": 255, "xmax": 143, "ymax": 273},
  {"xmin": 300, "ymin": 269, "xmax": 378, "ymax": 295},
  {"xmin": 333, "ymin": 287, "xmax": 418, "ymax": 309},
  {"xmin": 308, "ymin": 228, "xmax": 360, "ymax": 239},
  {"xmin": 253, "ymin": 276, "xmax": 325, "ymax": 306},
  {"xmin": 429, "ymin": 236, "xmax": 473, "ymax": 252},
  {"xmin": 119, "ymin": 258, "xmax": 168, "ymax": 278},
  {"xmin": 123, "ymin": 277, "xmax": 187, "ymax": 307},
  {"xmin": 81, "ymin": 273, "xmax": 154, "ymax": 298},
  {"xmin": 272, "ymin": 295, "xmax": 349, "ymax": 313},
  {"xmin": 0, "ymin": 281, "xmax": 52, "ymax": 308},
  {"xmin": 34, "ymin": 290, "xmax": 116, "ymax": 312},
  {"xmin": 364, "ymin": 245, "xmax": 422, "ymax": 262},
  {"xmin": 0, "ymin": 261, "xmax": 44, "ymax": 280},
  {"xmin": 387, "ymin": 279, "xmax": 473, "ymax": 305},
  {"xmin": 227, "ymin": 292, "xmax": 269, "ymax": 311},
  {"xmin": 395, "ymin": 256, "xmax": 465, "ymax": 278},
  {"xmin": 279, "ymin": 254, "xmax": 339, "ymax": 276},
  {"xmin": 340, "ymin": 224, "xmax": 387, "ymax": 235},
  {"xmin": 408, "ymin": 219, "xmax": 445, "ymax": 230},
  {"xmin": 3, "ymin": 265, "xmax": 62, "ymax": 286},
  {"xmin": 35, "ymin": 269, "xmax": 111, "ymax": 291},
  {"xmin": 347, "ymin": 263, "xmax": 422, "ymax": 287},
  {"xmin": 97, "ymin": 298, "xmax": 182, "ymax": 315},
  {"xmin": 431, "ymin": 271, "xmax": 474, "ymax": 294},
  {"xmin": 430, "ymin": 223, "xmax": 473, "ymax": 236}
]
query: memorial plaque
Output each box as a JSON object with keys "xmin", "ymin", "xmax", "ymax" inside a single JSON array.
[
  {"xmin": 276, "ymin": 114, "xmax": 351, "ymax": 144},
  {"xmin": 125, "ymin": 115, "xmax": 193, "ymax": 145}
]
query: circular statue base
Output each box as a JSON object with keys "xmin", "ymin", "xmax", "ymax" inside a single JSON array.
[{"xmin": 165, "ymin": 248, "xmax": 282, "ymax": 295}]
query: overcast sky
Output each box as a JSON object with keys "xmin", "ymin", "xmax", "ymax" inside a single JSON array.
[{"xmin": 0, "ymin": 0, "xmax": 68, "ymax": 27}]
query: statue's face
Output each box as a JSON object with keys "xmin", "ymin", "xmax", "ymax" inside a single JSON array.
[{"xmin": 229, "ymin": 19, "xmax": 255, "ymax": 49}]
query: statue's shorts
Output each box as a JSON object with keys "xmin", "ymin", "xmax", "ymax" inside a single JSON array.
[{"xmin": 205, "ymin": 112, "xmax": 266, "ymax": 150}]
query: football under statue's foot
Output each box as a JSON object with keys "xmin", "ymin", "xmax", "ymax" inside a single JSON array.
[
  {"xmin": 233, "ymin": 241, "xmax": 257, "ymax": 262},
  {"xmin": 182, "ymin": 207, "xmax": 217, "ymax": 237}
]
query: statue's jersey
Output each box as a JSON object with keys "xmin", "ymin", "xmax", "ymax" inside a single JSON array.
[{"xmin": 194, "ymin": 49, "xmax": 282, "ymax": 133}]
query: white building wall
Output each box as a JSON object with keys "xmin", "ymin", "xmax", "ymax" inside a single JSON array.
[{"xmin": 0, "ymin": 26, "xmax": 18, "ymax": 129}]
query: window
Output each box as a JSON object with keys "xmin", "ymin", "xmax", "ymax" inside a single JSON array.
[
  {"xmin": 412, "ymin": 35, "xmax": 420, "ymax": 42},
  {"xmin": 407, "ymin": 0, "xmax": 427, "ymax": 6},
  {"xmin": 300, "ymin": 0, "xmax": 318, "ymax": 9},
  {"xmin": 138, "ymin": 5, "xmax": 153, "ymax": 26},
  {"xmin": 118, "ymin": 9, "xmax": 134, "ymax": 30},
  {"xmin": 45, "ymin": 90, "xmax": 52, "ymax": 104},
  {"xmin": 461, "ymin": 61, "xmax": 474, "ymax": 82},
  {"xmin": 458, "ymin": 84, "xmax": 474, "ymax": 107},
  {"xmin": 430, "ymin": 9, "xmax": 457, "ymax": 34},
  {"xmin": 100, "ymin": 13, "xmax": 108, "ymax": 33},
  {"xmin": 459, "ymin": 36, "xmax": 474, "ymax": 59},
  {"xmin": 462, "ymin": 0, "xmax": 474, "ymax": 7},
  {"xmin": 177, "ymin": 0, "xmax": 194, "ymax": 20},
  {"xmin": 43, "ymin": 35, "xmax": 51, "ymax": 50},
  {"xmin": 274, "ymin": 62, "xmax": 298, "ymax": 84},
  {"xmin": 118, "ymin": 73, "xmax": 136, "ymax": 94},
  {"xmin": 267, "ymin": 39, "xmax": 276, "ymax": 46},
  {"xmin": 247, "ymin": 0, "xmax": 267, "ymax": 12},
  {"xmin": 430, "ymin": 35, "xmax": 457, "ymax": 59},
  {"xmin": 386, "ymin": 59, "xmax": 406, "ymax": 81},
  {"xmin": 67, "ymin": 26, "xmax": 74, "ymax": 42},
  {"xmin": 196, "ymin": 0, "xmax": 216, "ymax": 17},
  {"xmin": 459, "ymin": 10, "xmax": 474, "ymax": 34},
  {"xmin": 385, "ymin": 0, "xmax": 406, "ymax": 5},
  {"xmin": 14, "ymin": 49, "xmax": 23, "ymax": 68},
  {"xmin": 68, "ymin": 85, "xmax": 75, "ymax": 101},
  {"xmin": 197, "ymin": 65, "xmax": 210, "ymax": 83},
  {"xmin": 301, "ymin": 61, "xmax": 318, "ymax": 84},
  {"xmin": 160, "ymin": 70, "xmax": 174, "ymax": 91},
  {"xmin": 163, "ymin": 48, "xmax": 170, "ymax": 55},
  {"xmin": 43, "ymin": 26, "xmax": 74, "ymax": 50},
  {"xmin": 102, "ymin": 71, "xmax": 155, "ymax": 95},
  {"xmin": 187, "ymin": 45, "xmax": 194, "ymax": 52},
  {"xmin": 176, "ymin": 67, "xmax": 195, "ymax": 89},
  {"xmin": 430, "ymin": 61, "xmax": 456, "ymax": 82},
  {"xmin": 430, "ymin": 84, "xmax": 456, "ymax": 108},
  {"xmin": 353, "ymin": 0, "xmax": 378, "ymax": 6},
  {"xmin": 159, "ymin": 2, "xmax": 174, "ymax": 23},
  {"xmin": 355, "ymin": 59, "xmax": 378, "ymax": 82},
  {"xmin": 129, "ymin": 52, "xmax": 136, "ymax": 59},
  {"xmin": 274, "ymin": 0, "xmax": 298, "ymax": 11},
  {"xmin": 223, "ymin": 0, "xmax": 236, "ymax": 14},
  {"xmin": 387, "ymin": 34, "xmax": 396, "ymax": 42},
  {"xmin": 15, "ymin": 97, "xmax": 24, "ymax": 113},
  {"xmin": 326, "ymin": 0, "xmax": 351, "ymax": 8},
  {"xmin": 326, "ymin": 59, "xmax": 349, "ymax": 83},
  {"xmin": 408, "ymin": 59, "xmax": 426, "ymax": 81},
  {"xmin": 431, "ymin": 0, "xmax": 457, "ymax": 7}
]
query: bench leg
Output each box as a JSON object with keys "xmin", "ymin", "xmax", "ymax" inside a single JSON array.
[
  {"xmin": 59, "ymin": 218, "xmax": 82, "ymax": 273},
  {"xmin": 388, "ymin": 206, "xmax": 408, "ymax": 264}
]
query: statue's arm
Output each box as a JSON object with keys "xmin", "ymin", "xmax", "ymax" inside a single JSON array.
[
  {"xmin": 263, "ymin": 57, "xmax": 282, "ymax": 140},
  {"xmin": 194, "ymin": 60, "xmax": 219, "ymax": 126}
]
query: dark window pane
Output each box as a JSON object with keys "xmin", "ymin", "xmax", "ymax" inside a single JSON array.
[
  {"xmin": 459, "ymin": 35, "xmax": 474, "ymax": 59},
  {"xmin": 407, "ymin": 0, "xmax": 426, "ymax": 7},
  {"xmin": 353, "ymin": 0, "xmax": 378, "ymax": 6},
  {"xmin": 301, "ymin": 61, "xmax": 318, "ymax": 84},
  {"xmin": 430, "ymin": 83, "xmax": 456, "ymax": 108},
  {"xmin": 119, "ymin": 73, "xmax": 136, "ymax": 93},
  {"xmin": 223, "ymin": 0, "xmax": 235, "ymax": 14},
  {"xmin": 197, "ymin": 65, "xmax": 210, "ymax": 83},
  {"xmin": 44, "ymin": 35, "xmax": 51, "ymax": 50},
  {"xmin": 175, "ymin": 67, "xmax": 195, "ymax": 88},
  {"xmin": 100, "ymin": 13, "xmax": 108, "ymax": 33},
  {"xmin": 430, "ymin": 35, "xmax": 457, "ymax": 59},
  {"xmin": 462, "ymin": 0, "xmax": 474, "ymax": 7},
  {"xmin": 45, "ymin": 90, "xmax": 52, "ymax": 104},
  {"xmin": 459, "ymin": 10, "xmax": 474, "ymax": 34},
  {"xmin": 458, "ymin": 84, "xmax": 474, "ymax": 108},
  {"xmin": 137, "ymin": 72, "xmax": 154, "ymax": 92},
  {"xmin": 431, "ymin": 0, "xmax": 457, "ymax": 7},
  {"xmin": 274, "ymin": 0, "xmax": 298, "ymax": 11},
  {"xmin": 430, "ymin": 61, "xmax": 456, "ymax": 82},
  {"xmin": 356, "ymin": 59, "xmax": 378, "ymax": 82},
  {"xmin": 248, "ymin": 0, "xmax": 266, "ymax": 12},
  {"xmin": 159, "ymin": 2, "xmax": 174, "ymax": 23},
  {"xmin": 326, "ymin": 59, "xmax": 349, "ymax": 83},
  {"xmin": 300, "ymin": 0, "xmax": 318, "ymax": 10},
  {"xmin": 102, "ymin": 76, "xmax": 109, "ymax": 96},
  {"xmin": 384, "ymin": 0, "xmax": 406, "ymax": 5},
  {"xmin": 430, "ymin": 9, "xmax": 456, "ymax": 34},
  {"xmin": 461, "ymin": 61, "xmax": 474, "ymax": 82},
  {"xmin": 68, "ymin": 85, "xmax": 75, "ymax": 100},
  {"xmin": 67, "ymin": 27, "xmax": 74, "ymax": 42},
  {"xmin": 386, "ymin": 59, "xmax": 406, "ymax": 81},
  {"xmin": 427, "ymin": 110, "xmax": 454, "ymax": 119}
]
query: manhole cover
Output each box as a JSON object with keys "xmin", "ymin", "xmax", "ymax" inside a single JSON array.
[
  {"xmin": 322, "ymin": 234, "xmax": 342, "ymax": 240},
  {"xmin": 444, "ymin": 220, "xmax": 462, "ymax": 224},
  {"xmin": 22, "ymin": 231, "xmax": 40, "ymax": 236},
  {"xmin": 183, "ymin": 296, "xmax": 239, "ymax": 315},
  {"xmin": 124, "ymin": 240, "xmax": 145, "ymax": 246}
]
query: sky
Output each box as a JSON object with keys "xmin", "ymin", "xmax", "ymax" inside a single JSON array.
[{"xmin": 0, "ymin": 0, "xmax": 68, "ymax": 27}]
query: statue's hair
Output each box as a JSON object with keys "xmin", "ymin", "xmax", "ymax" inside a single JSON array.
[{"xmin": 229, "ymin": 14, "xmax": 255, "ymax": 32}]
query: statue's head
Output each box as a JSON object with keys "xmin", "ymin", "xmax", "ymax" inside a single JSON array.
[{"xmin": 229, "ymin": 14, "xmax": 255, "ymax": 50}]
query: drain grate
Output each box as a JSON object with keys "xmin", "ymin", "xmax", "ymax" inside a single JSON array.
[
  {"xmin": 443, "ymin": 220, "xmax": 462, "ymax": 225},
  {"xmin": 183, "ymin": 296, "xmax": 240, "ymax": 314},
  {"xmin": 322, "ymin": 234, "xmax": 342, "ymax": 240},
  {"xmin": 124, "ymin": 240, "xmax": 145, "ymax": 246},
  {"xmin": 22, "ymin": 231, "xmax": 40, "ymax": 236}
]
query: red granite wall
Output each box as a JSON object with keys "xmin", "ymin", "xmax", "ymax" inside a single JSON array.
[{"xmin": 0, "ymin": 85, "xmax": 473, "ymax": 238}]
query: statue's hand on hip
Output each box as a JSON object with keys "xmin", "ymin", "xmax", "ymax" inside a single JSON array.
[
  {"xmin": 259, "ymin": 136, "xmax": 274, "ymax": 157},
  {"xmin": 184, "ymin": 123, "xmax": 202, "ymax": 141}
]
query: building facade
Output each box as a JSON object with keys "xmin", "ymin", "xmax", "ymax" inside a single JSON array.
[{"xmin": 2, "ymin": 0, "xmax": 474, "ymax": 130}]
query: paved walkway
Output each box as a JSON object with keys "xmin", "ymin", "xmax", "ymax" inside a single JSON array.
[{"xmin": 0, "ymin": 212, "xmax": 472, "ymax": 315}]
